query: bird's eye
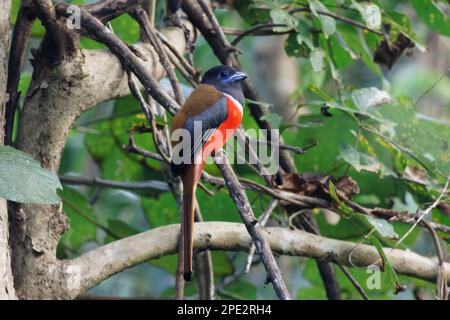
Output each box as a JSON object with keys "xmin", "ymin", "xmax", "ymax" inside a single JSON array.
[{"xmin": 220, "ymin": 71, "xmax": 228, "ymax": 78}]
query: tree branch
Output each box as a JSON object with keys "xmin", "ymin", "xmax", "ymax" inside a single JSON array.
[
  {"xmin": 71, "ymin": 221, "xmax": 450, "ymax": 298},
  {"xmin": 215, "ymin": 151, "xmax": 292, "ymax": 300},
  {"xmin": 5, "ymin": 0, "xmax": 35, "ymax": 145},
  {"xmin": 59, "ymin": 175, "xmax": 169, "ymax": 192}
]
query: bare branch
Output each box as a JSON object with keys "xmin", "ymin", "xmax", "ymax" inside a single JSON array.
[
  {"xmin": 244, "ymin": 199, "xmax": 278, "ymax": 273},
  {"xmin": 5, "ymin": 0, "xmax": 35, "ymax": 145},
  {"xmin": 71, "ymin": 221, "xmax": 450, "ymax": 297},
  {"xmin": 215, "ymin": 151, "xmax": 292, "ymax": 300},
  {"xmin": 133, "ymin": 6, "xmax": 184, "ymax": 105},
  {"xmin": 421, "ymin": 220, "xmax": 448, "ymax": 300},
  {"xmin": 59, "ymin": 175, "xmax": 169, "ymax": 192},
  {"xmin": 77, "ymin": 7, "xmax": 180, "ymax": 115}
]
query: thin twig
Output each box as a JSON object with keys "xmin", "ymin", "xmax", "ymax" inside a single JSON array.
[
  {"xmin": 134, "ymin": 6, "xmax": 184, "ymax": 105},
  {"xmin": 337, "ymin": 264, "xmax": 370, "ymax": 300},
  {"xmin": 127, "ymin": 72, "xmax": 172, "ymax": 164},
  {"xmin": 77, "ymin": 7, "xmax": 180, "ymax": 115},
  {"xmin": 420, "ymin": 220, "xmax": 448, "ymax": 300},
  {"xmin": 156, "ymin": 29, "xmax": 200, "ymax": 81},
  {"xmin": 215, "ymin": 151, "xmax": 292, "ymax": 300},
  {"xmin": 395, "ymin": 177, "xmax": 450, "ymax": 247},
  {"xmin": 415, "ymin": 68, "xmax": 450, "ymax": 105},
  {"xmin": 197, "ymin": 0, "xmax": 237, "ymax": 64},
  {"xmin": 165, "ymin": 51, "xmax": 198, "ymax": 87},
  {"xmin": 247, "ymin": 137, "xmax": 318, "ymax": 155},
  {"xmin": 124, "ymin": 136, "xmax": 164, "ymax": 161},
  {"xmin": 60, "ymin": 175, "xmax": 169, "ymax": 192},
  {"xmin": 5, "ymin": 0, "xmax": 36, "ymax": 145},
  {"xmin": 193, "ymin": 204, "xmax": 216, "ymax": 300},
  {"xmin": 244, "ymin": 200, "xmax": 278, "ymax": 273},
  {"xmin": 231, "ymin": 23, "xmax": 292, "ymax": 46},
  {"xmin": 63, "ymin": 199, "xmax": 121, "ymax": 240}
]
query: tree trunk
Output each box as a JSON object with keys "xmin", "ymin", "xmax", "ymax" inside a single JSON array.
[
  {"xmin": 0, "ymin": 0, "xmax": 17, "ymax": 300},
  {"xmin": 8, "ymin": 23, "xmax": 187, "ymax": 298}
]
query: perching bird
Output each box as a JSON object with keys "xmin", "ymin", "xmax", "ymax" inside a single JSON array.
[{"xmin": 170, "ymin": 65, "xmax": 248, "ymax": 281}]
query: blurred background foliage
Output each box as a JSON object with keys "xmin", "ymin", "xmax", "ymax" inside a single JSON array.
[{"xmin": 10, "ymin": 0, "xmax": 450, "ymax": 299}]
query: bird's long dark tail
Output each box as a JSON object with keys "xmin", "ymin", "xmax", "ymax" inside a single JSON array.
[{"xmin": 180, "ymin": 164, "xmax": 202, "ymax": 281}]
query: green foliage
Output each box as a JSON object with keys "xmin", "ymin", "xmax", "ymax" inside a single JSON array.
[
  {"xmin": 411, "ymin": 0, "xmax": 450, "ymax": 36},
  {"xmin": 27, "ymin": 0, "xmax": 448, "ymax": 299},
  {"xmin": 0, "ymin": 146, "xmax": 61, "ymax": 204}
]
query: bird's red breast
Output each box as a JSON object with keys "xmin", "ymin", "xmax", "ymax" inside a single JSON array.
[{"xmin": 201, "ymin": 94, "xmax": 243, "ymax": 162}]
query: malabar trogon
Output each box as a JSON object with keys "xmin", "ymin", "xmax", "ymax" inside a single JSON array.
[{"xmin": 170, "ymin": 65, "xmax": 247, "ymax": 281}]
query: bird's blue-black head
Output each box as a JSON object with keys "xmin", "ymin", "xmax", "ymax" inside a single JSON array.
[{"xmin": 201, "ymin": 65, "xmax": 247, "ymax": 106}]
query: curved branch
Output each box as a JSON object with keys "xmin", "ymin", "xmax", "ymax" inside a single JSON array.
[
  {"xmin": 16, "ymin": 26, "xmax": 185, "ymax": 170},
  {"xmin": 70, "ymin": 221, "xmax": 450, "ymax": 297}
]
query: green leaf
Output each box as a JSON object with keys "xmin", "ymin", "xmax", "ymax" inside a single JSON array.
[
  {"xmin": 285, "ymin": 33, "xmax": 311, "ymax": 58},
  {"xmin": 367, "ymin": 235, "xmax": 405, "ymax": 294},
  {"xmin": 296, "ymin": 20, "xmax": 315, "ymax": 50},
  {"xmin": 236, "ymin": 0, "xmax": 271, "ymax": 25},
  {"xmin": 412, "ymin": 0, "xmax": 450, "ymax": 36},
  {"xmin": 270, "ymin": 9, "xmax": 298, "ymax": 32},
  {"xmin": 339, "ymin": 143, "xmax": 396, "ymax": 177},
  {"xmin": 351, "ymin": 87, "xmax": 394, "ymax": 112},
  {"xmin": 351, "ymin": 1, "xmax": 382, "ymax": 29},
  {"xmin": 365, "ymin": 215, "xmax": 398, "ymax": 239},
  {"xmin": 309, "ymin": 47, "xmax": 325, "ymax": 72},
  {"xmin": 376, "ymin": 97, "xmax": 450, "ymax": 176},
  {"xmin": 337, "ymin": 24, "xmax": 383, "ymax": 77},
  {"xmin": 307, "ymin": 84, "xmax": 334, "ymax": 102},
  {"xmin": 11, "ymin": 0, "xmax": 20, "ymax": 24},
  {"xmin": 329, "ymin": 34, "xmax": 356, "ymax": 68},
  {"xmin": 0, "ymin": 146, "xmax": 61, "ymax": 204},
  {"xmin": 326, "ymin": 54, "xmax": 342, "ymax": 82},
  {"xmin": 309, "ymin": 0, "xmax": 336, "ymax": 38},
  {"xmin": 330, "ymin": 179, "xmax": 398, "ymax": 239}
]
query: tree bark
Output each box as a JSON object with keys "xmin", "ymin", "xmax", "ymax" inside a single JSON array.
[
  {"xmin": 9, "ymin": 24, "xmax": 187, "ymax": 299},
  {"xmin": 0, "ymin": 0, "xmax": 17, "ymax": 300},
  {"xmin": 72, "ymin": 222, "xmax": 450, "ymax": 293}
]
